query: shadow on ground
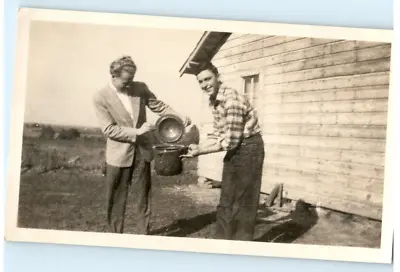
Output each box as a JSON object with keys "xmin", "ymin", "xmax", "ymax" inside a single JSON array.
[
  {"xmin": 149, "ymin": 198, "xmax": 319, "ymax": 244},
  {"xmin": 255, "ymin": 199, "xmax": 319, "ymax": 243},
  {"xmin": 150, "ymin": 211, "xmax": 216, "ymax": 237}
]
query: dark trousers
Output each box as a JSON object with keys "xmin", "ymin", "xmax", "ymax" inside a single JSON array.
[
  {"xmin": 105, "ymin": 151, "xmax": 151, "ymax": 234},
  {"xmin": 215, "ymin": 134, "xmax": 265, "ymax": 241}
]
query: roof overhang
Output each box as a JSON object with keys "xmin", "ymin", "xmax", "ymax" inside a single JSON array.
[{"xmin": 179, "ymin": 31, "xmax": 232, "ymax": 77}]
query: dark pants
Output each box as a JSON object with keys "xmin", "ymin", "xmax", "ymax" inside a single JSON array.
[
  {"xmin": 215, "ymin": 134, "xmax": 265, "ymax": 241},
  {"xmin": 105, "ymin": 150, "xmax": 151, "ymax": 234}
]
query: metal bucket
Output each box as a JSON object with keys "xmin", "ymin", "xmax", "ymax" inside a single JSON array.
[{"xmin": 153, "ymin": 144, "xmax": 188, "ymax": 176}]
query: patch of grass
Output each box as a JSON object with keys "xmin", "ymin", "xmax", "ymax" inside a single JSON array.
[
  {"xmin": 21, "ymin": 137, "xmax": 106, "ymax": 173},
  {"xmin": 22, "ymin": 142, "xmax": 68, "ymax": 173},
  {"xmin": 17, "ymin": 136, "xmax": 382, "ymax": 248},
  {"xmin": 21, "ymin": 137, "xmax": 198, "ymax": 174}
]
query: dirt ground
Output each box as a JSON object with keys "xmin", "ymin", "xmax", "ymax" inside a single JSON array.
[{"xmin": 17, "ymin": 137, "xmax": 382, "ymax": 248}]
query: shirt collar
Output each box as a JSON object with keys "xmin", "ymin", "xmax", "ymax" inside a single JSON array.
[
  {"xmin": 209, "ymin": 83, "xmax": 226, "ymax": 107},
  {"xmin": 109, "ymin": 80, "xmax": 118, "ymax": 92}
]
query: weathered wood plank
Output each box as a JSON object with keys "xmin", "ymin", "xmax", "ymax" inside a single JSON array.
[
  {"xmin": 263, "ymin": 72, "xmax": 390, "ymax": 94},
  {"xmin": 264, "ymin": 153, "xmax": 384, "ymax": 179},
  {"xmin": 260, "ymin": 85, "xmax": 389, "ymax": 104},
  {"xmin": 214, "ymin": 36, "xmax": 302, "ymax": 60},
  {"xmin": 262, "ymin": 173, "xmax": 383, "ymax": 206},
  {"xmin": 263, "ymin": 165, "xmax": 384, "ymax": 193},
  {"xmin": 262, "ymin": 112, "xmax": 388, "ymax": 126},
  {"xmin": 264, "ymin": 44, "xmax": 391, "ymax": 76},
  {"xmin": 263, "ymin": 99, "xmax": 388, "ymax": 114},
  {"xmin": 263, "ymin": 135, "xmax": 386, "ymax": 152},
  {"xmin": 221, "ymin": 44, "xmax": 391, "ymax": 79},
  {"xmin": 265, "ymin": 144, "xmax": 386, "ymax": 166},
  {"xmin": 216, "ymin": 40, "xmax": 388, "ymax": 74},
  {"xmin": 260, "ymin": 181, "xmax": 382, "ymax": 220},
  {"xmin": 222, "ymin": 72, "xmax": 390, "ymax": 94},
  {"xmin": 216, "ymin": 34, "xmax": 267, "ymax": 52},
  {"xmin": 263, "ymin": 58, "xmax": 391, "ymax": 85},
  {"xmin": 213, "ymin": 38, "xmax": 341, "ymax": 67},
  {"xmin": 262, "ymin": 124, "xmax": 387, "ymax": 139}
]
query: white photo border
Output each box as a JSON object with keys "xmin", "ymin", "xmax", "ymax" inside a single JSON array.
[{"xmin": 5, "ymin": 7, "xmax": 395, "ymax": 264}]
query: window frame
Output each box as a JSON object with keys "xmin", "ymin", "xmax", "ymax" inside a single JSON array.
[{"xmin": 240, "ymin": 68, "xmax": 262, "ymax": 107}]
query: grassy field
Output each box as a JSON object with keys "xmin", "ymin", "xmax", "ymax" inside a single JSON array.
[{"xmin": 18, "ymin": 136, "xmax": 382, "ymax": 247}]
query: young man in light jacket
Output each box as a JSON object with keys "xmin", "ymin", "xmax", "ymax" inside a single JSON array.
[{"xmin": 93, "ymin": 55, "xmax": 190, "ymax": 234}]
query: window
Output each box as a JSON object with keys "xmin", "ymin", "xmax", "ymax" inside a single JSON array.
[{"xmin": 242, "ymin": 74, "xmax": 259, "ymax": 107}]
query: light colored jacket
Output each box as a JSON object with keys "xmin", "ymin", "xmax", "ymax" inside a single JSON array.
[{"xmin": 93, "ymin": 81, "xmax": 179, "ymax": 167}]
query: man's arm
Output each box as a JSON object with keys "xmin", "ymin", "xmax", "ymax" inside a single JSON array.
[
  {"xmin": 142, "ymin": 83, "xmax": 174, "ymax": 115},
  {"xmin": 181, "ymin": 140, "xmax": 222, "ymax": 158},
  {"xmin": 194, "ymin": 95, "xmax": 245, "ymax": 155},
  {"xmin": 93, "ymin": 93, "xmax": 138, "ymax": 143},
  {"xmin": 182, "ymin": 123, "xmax": 224, "ymax": 158},
  {"xmin": 196, "ymin": 142, "xmax": 223, "ymax": 156},
  {"xmin": 143, "ymin": 83, "xmax": 191, "ymax": 125}
]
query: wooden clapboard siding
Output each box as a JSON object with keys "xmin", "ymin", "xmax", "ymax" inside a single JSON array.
[
  {"xmin": 214, "ymin": 36, "xmax": 302, "ymax": 60},
  {"xmin": 264, "ymin": 166, "xmax": 383, "ymax": 193},
  {"xmin": 218, "ymin": 43, "xmax": 390, "ymax": 75},
  {"xmin": 260, "ymin": 181, "xmax": 382, "ymax": 220},
  {"xmin": 264, "ymin": 153, "xmax": 384, "ymax": 180},
  {"xmin": 263, "ymin": 72, "xmax": 390, "ymax": 94},
  {"xmin": 264, "ymin": 124, "xmax": 386, "ymax": 139},
  {"xmin": 266, "ymin": 144, "xmax": 386, "ymax": 166},
  {"xmin": 216, "ymin": 40, "xmax": 388, "ymax": 74},
  {"xmin": 216, "ymin": 34, "xmax": 271, "ymax": 51},
  {"xmin": 263, "ymin": 135, "xmax": 385, "ymax": 152},
  {"xmin": 263, "ymin": 112, "xmax": 387, "ymax": 126},
  {"xmin": 261, "ymin": 85, "xmax": 389, "ymax": 103},
  {"xmin": 262, "ymin": 58, "xmax": 390, "ymax": 85},
  {"xmin": 262, "ymin": 171, "xmax": 383, "ymax": 206},
  {"xmin": 263, "ymin": 99, "xmax": 388, "ymax": 114},
  {"xmin": 205, "ymin": 33, "xmax": 391, "ymax": 220},
  {"xmin": 214, "ymin": 37, "xmax": 344, "ymax": 68}
]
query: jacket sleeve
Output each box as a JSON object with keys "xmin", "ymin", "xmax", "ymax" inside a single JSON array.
[
  {"xmin": 92, "ymin": 93, "xmax": 138, "ymax": 143},
  {"xmin": 142, "ymin": 83, "xmax": 190, "ymax": 124},
  {"xmin": 143, "ymin": 83, "xmax": 174, "ymax": 116}
]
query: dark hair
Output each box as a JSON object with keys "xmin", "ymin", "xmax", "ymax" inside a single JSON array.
[{"xmin": 194, "ymin": 62, "xmax": 219, "ymax": 76}]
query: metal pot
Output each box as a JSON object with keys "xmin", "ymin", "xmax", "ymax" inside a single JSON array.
[
  {"xmin": 152, "ymin": 114, "xmax": 189, "ymax": 176},
  {"xmin": 153, "ymin": 144, "xmax": 188, "ymax": 176},
  {"xmin": 154, "ymin": 114, "xmax": 185, "ymax": 144}
]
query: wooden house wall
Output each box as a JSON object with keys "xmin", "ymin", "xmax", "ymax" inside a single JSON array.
[{"xmin": 198, "ymin": 33, "xmax": 391, "ymax": 220}]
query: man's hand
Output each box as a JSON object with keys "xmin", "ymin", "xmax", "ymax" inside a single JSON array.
[
  {"xmin": 137, "ymin": 122, "xmax": 155, "ymax": 136},
  {"xmin": 183, "ymin": 116, "xmax": 191, "ymax": 127},
  {"xmin": 180, "ymin": 144, "xmax": 199, "ymax": 158},
  {"xmin": 188, "ymin": 144, "xmax": 199, "ymax": 153}
]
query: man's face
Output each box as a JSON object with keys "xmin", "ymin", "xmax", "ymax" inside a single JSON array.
[
  {"xmin": 113, "ymin": 69, "xmax": 135, "ymax": 91},
  {"xmin": 196, "ymin": 69, "xmax": 219, "ymax": 98}
]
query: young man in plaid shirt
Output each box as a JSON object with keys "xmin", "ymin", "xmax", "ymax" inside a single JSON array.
[{"xmin": 183, "ymin": 62, "xmax": 265, "ymax": 241}]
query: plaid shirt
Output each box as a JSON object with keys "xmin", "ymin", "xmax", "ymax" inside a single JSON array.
[{"xmin": 208, "ymin": 85, "xmax": 262, "ymax": 151}]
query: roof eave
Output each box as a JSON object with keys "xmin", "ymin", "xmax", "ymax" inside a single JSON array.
[{"xmin": 179, "ymin": 31, "xmax": 231, "ymax": 77}]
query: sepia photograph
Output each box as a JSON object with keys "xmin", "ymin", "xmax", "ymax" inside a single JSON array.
[{"xmin": 5, "ymin": 8, "xmax": 395, "ymax": 264}]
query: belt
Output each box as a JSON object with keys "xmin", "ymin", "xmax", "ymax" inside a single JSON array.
[{"xmin": 241, "ymin": 133, "xmax": 263, "ymax": 145}]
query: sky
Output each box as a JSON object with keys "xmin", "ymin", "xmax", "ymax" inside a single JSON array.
[{"xmin": 23, "ymin": 21, "xmax": 212, "ymax": 128}]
